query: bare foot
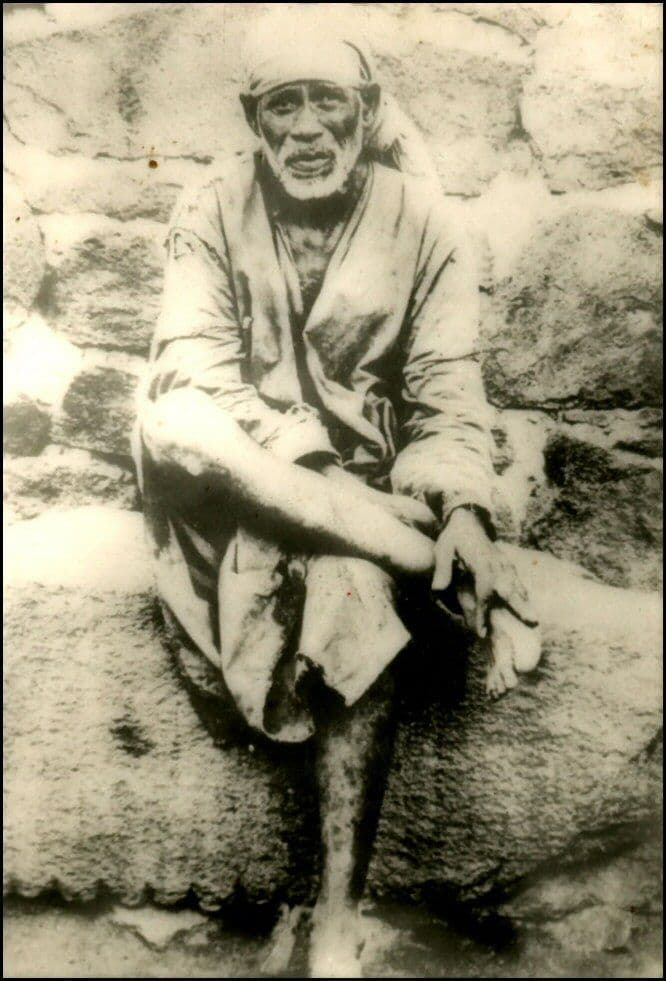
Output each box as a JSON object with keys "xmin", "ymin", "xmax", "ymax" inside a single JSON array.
[
  {"xmin": 309, "ymin": 903, "xmax": 364, "ymax": 978},
  {"xmin": 486, "ymin": 607, "xmax": 542, "ymax": 699}
]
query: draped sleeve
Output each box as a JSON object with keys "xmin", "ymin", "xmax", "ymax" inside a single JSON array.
[{"xmin": 390, "ymin": 204, "xmax": 496, "ymax": 532}]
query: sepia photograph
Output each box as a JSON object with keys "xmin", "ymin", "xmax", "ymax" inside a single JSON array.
[{"xmin": 3, "ymin": 2, "xmax": 663, "ymax": 977}]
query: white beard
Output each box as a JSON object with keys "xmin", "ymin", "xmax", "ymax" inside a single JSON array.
[{"xmin": 260, "ymin": 122, "xmax": 365, "ymax": 201}]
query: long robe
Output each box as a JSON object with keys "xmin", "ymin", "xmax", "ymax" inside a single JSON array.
[{"xmin": 134, "ymin": 153, "xmax": 496, "ymax": 742}]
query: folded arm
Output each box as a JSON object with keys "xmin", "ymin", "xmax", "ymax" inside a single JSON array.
[{"xmin": 140, "ymin": 185, "xmax": 433, "ymax": 568}]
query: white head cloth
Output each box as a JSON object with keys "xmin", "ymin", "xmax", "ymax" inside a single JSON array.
[{"xmin": 241, "ymin": 11, "xmax": 440, "ymax": 190}]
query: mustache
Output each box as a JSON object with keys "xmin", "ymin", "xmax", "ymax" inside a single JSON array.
[{"xmin": 283, "ymin": 147, "xmax": 337, "ymax": 164}]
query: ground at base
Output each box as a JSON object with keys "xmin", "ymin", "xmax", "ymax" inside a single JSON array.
[{"xmin": 3, "ymin": 896, "xmax": 662, "ymax": 979}]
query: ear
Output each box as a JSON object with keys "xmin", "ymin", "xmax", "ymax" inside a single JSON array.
[
  {"xmin": 360, "ymin": 83, "xmax": 381, "ymax": 130},
  {"xmin": 240, "ymin": 94, "xmax": 260, "ymax": 137}
]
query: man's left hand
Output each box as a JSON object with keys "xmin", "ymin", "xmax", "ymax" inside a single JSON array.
[{"xmin": 431, "ymin": 507, "xmax": 534, "ymax": 638}]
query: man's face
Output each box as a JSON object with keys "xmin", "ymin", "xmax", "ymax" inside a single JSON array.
[{"xmin": 255, "ymin": 81, "xmax": 366, "ymax": 200}]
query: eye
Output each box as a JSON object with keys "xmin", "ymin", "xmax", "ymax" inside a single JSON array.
[
  {"xmin": 311, "ymin": 86, "xmax": 346, "ymax": 111},
  {"xmin": 265, "ymin": 92, "xmax": 300, "ymax": 115},
  {"xmin": 269, "ymin": 100, "xmax": 297, "ymax": 116}
]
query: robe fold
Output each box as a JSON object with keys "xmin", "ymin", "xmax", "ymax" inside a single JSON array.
[{"xmin": 134, "ymin": 153, "xmax": 496, "ymax": 742}]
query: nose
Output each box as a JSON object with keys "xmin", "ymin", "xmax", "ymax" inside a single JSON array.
[{"xmin": 290, "ymin": 101, "xmax": 324, "ymax": 141}]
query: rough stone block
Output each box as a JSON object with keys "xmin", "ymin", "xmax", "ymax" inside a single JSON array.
[
  {"xmin": 521, "ymin": 5, "xmax": 662, "ymax": 192},
  {"xmin": 503, "ymin": 834, "xmax": 662, "ymax": 929},
  {"xmin": 482, "ymin": 207, "xmax": 663, "ymax": 409},
  {"xmin": 524, "ymin": 430, "xmax": 662, "ymax": 592},
  {"xmin": 3, "ymin": 507, "xmax": 661, "ymax": 912},
  {"xmin": 52, "ymin": 355, "xmax": 143, "ymax": 459},
  {"xmin": 5, "ymin": 136, "xmax": 203, "ymax": 224},
  {"xmin": 3, "ymin": 179, "xmax": 46, "ymax": 314},
  {"xmin": 2, "ymin": 6, "xmax": 269, "ymax": 161},
  {"xmin": 3, "ymin": 396, "xmax": 51, "ymax": 457},
  {"xmin": 493, "ymin": 408, "xmax": 663, "ymax": 591},
  {"xmin": 560, "ymin": 406, "xmax": 663, "ymax": 458},
  {"xmin": 39, "ymin": 216, "xmax": 164, "ymax": 354},
  {"xmin": 4, "ymin": 446, "xmax": 138, "ymax": 523},
  {"xmin": 371, "ymin": 5, "xmax": 533, "ymax": 195}
]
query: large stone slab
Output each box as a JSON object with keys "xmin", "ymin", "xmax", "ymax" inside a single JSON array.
[
  {"xmin": 5, "ymin": 135, "xmax": 202, "ymax": 224},
  {"xmin": 4, "ymin": 446, "xmax": 138, "ymax": 523},
  {"xmin": 482, "ymin": 206, "xmax": 663, "ymax": 409},
  {"xmin": 524, "ymin": 429, "xmax": 662, "ymax": 592},
  {"xmin": 3, "ymin": 179, "xmax": 45, "ymax": 315},
  {"xmin": 39, "ymin": 216, "xmax": 164, "ymax": 354},
  {"xmin": 4, "ymin": 507, "xmax": 661, "ymax": 912},
  {"xmin": 3, "ymin": 396, "xmax": 51, "ymax": 458},
  {"xmin": 493, "ymin": 408, "xmax": 663, "ymax": 592},
  {"xmin": 52, "ymin": 353, "xmax": 144, "ymax": 459},
  {"xmin": 521, "ymin": 5, "xmax": 662, "ymax": 192}
]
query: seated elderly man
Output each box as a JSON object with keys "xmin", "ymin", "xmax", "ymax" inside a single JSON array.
[{"xmin": 135, "ymin": 21, "xmax": 539, "ymax": 978}]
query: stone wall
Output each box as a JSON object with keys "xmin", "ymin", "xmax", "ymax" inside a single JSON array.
[{"xmin": 4, "ymin": 2, "xmax": 662, "ymax": 588}]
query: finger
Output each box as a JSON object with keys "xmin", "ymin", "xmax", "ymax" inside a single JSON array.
[{"xmin": 432, "ymin": 534, "xmax": 456, "ymax": 590}]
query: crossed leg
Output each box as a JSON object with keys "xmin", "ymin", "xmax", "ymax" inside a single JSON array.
[{"xmin": 140, "ymin": 389, "xmax": 424, "ymax": 975}]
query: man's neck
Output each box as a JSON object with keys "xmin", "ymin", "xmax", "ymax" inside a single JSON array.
[{"xmin": 259, "ymin": 156, "xmax": 369, "ymax": 230}]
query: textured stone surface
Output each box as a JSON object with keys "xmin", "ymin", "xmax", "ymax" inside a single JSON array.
[
  {"xmin": 522, "ymin": 5, "xmax": 662, "ymax": 192},
  {"xmin": 503, "ymin": 834, "xmax": 662, "ymax": 928},
  {"xmin": 4, "ymin": 129, "xmax": 206, "ymax": 224},
  {"xmin": 501, "ymin": 832, "xmax": 662, "ymax": 973},
  {"xmin": 4, "ymin": 507, "xmax": 661, "ymax": 911},
  {"xmin": 370, "ymin": 5, "xmax": 533, "ymax": 196},
  {"xmin": 38, "ymin": 216, "xmax": 164, "ymax": 354},
  {"xmin": 4, "ymin": 862, "xmax": 663, "ymax": 981},
  {"xmin": 523, "ymin": 430, "xmax": 662, "ymax": 591},
  {"xmin": 491, "ymin": 409, "xmax": 663, "ymax": 590},
  {"xmin": 501, "ymin": 823, "xmax": 663, "ymax": 955},
  {"xmin": 52, "ymin": 357, "xmax": 142, "ymax": 458},
  {"xmin": 3, "ymin": 396, "xmax": 51, "ymax": 458},
  {"xmin": 3, "ymin": 179, "xmax": 45, "ymax": 314},
  {"xmin": 482, "ymin": 207, "xmax": 663, "ymax": 409},
  {"xmin": 4, "ymin": 446, "xmax": 138, "ymax": 523},
  {"xmin": 3, "ymin": 507, "xmax": 151, "ymax": 593},
  {"xmin": 559, "ymin": 406, "xmax": 663, "ymax": 458},
  {"xmin": 3, "ymin": 5, "xmax": 251, "ymax": 161}
]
